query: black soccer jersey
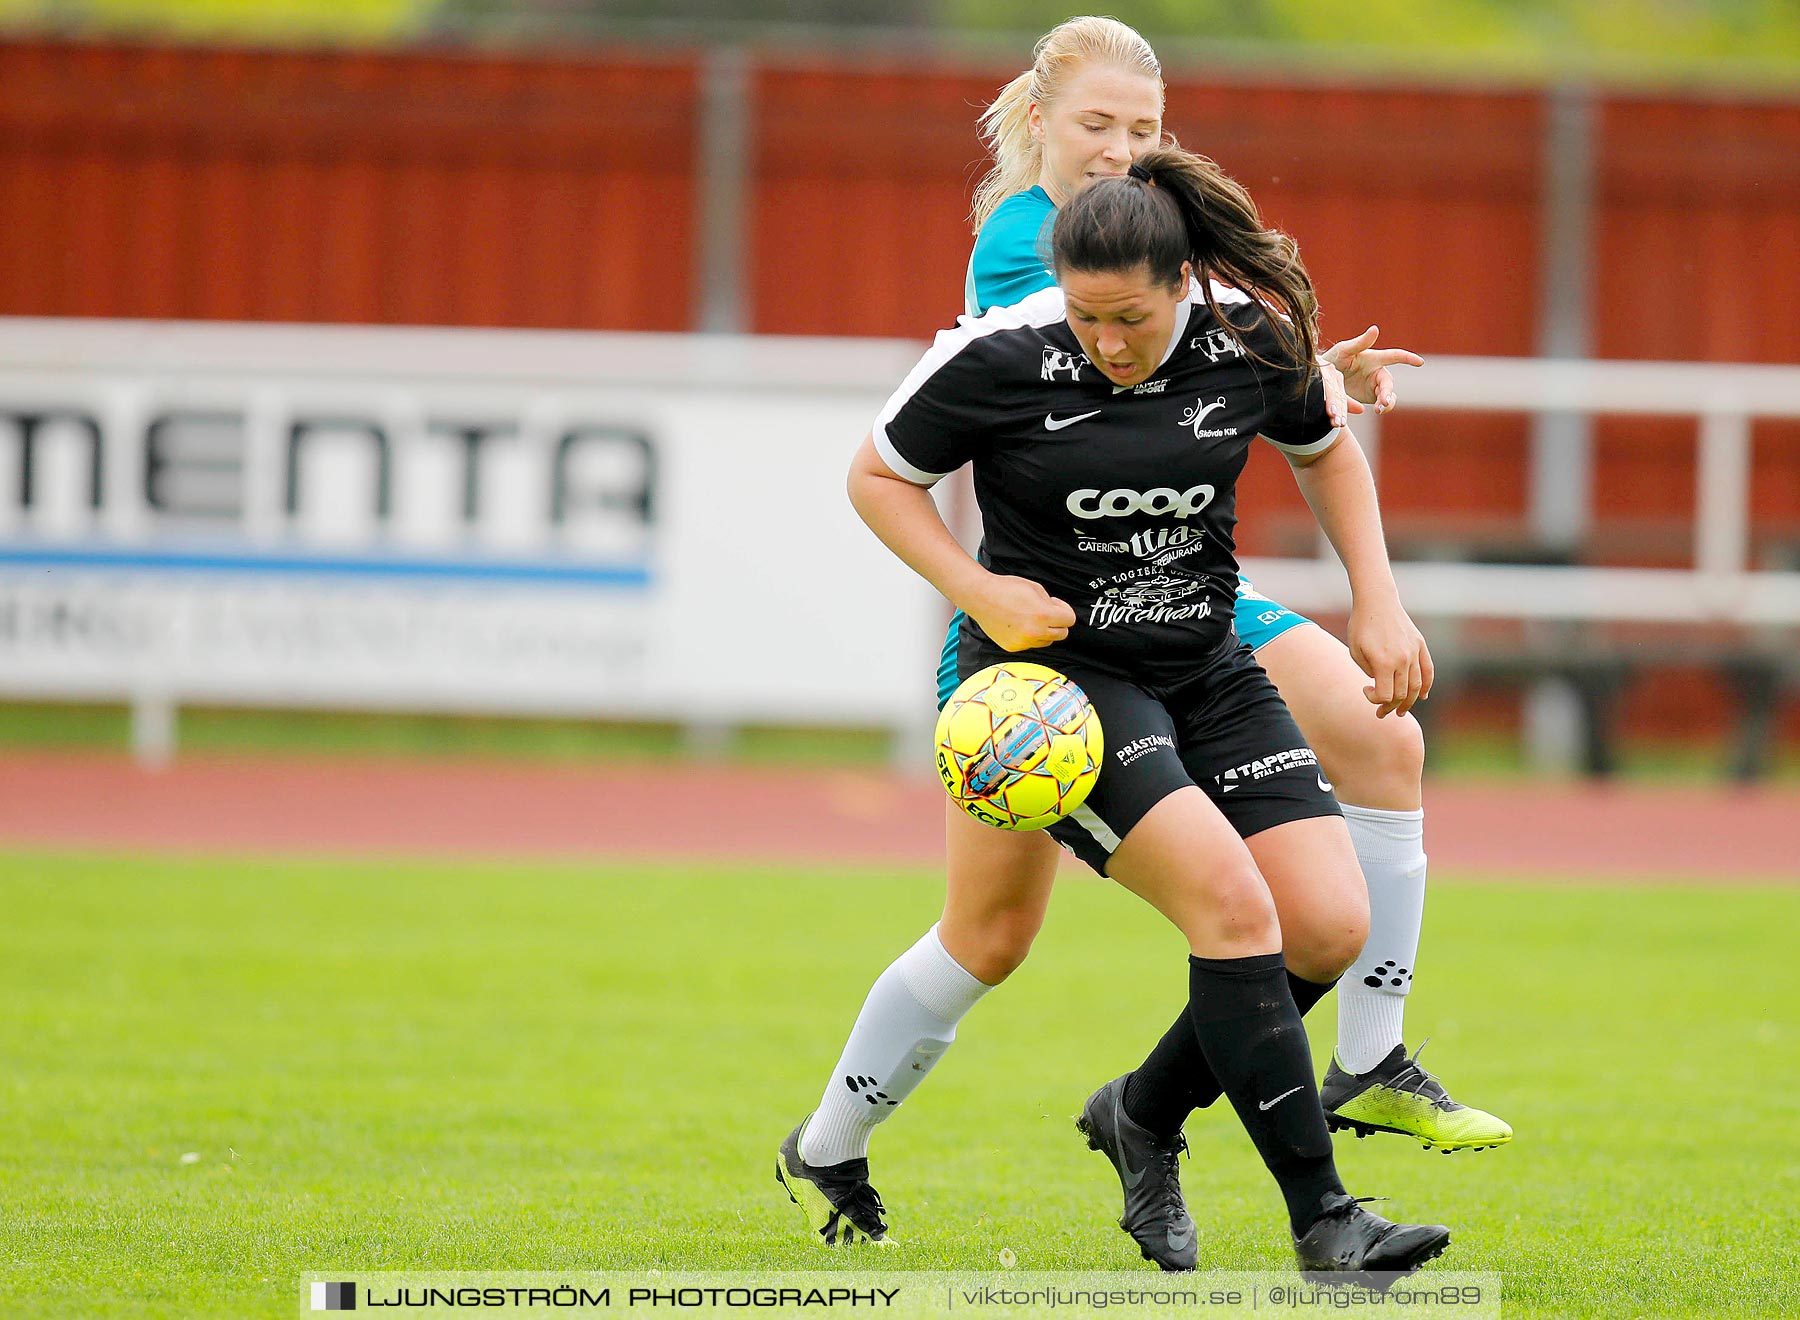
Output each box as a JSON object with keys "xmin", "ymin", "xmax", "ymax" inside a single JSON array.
[{"xmin": 872, "ymin": 278, "xmax": 1334, "ymax": 682}]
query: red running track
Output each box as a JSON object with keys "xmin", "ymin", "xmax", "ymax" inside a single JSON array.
[{"xmin": 0, "ymin": 750, "xmax": 1794, "ymax": 881}]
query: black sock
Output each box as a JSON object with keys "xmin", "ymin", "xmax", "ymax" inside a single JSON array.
[
  {"xmin": 1180, "ymin": 952, "xmax": 1345, "ymax": 1234},
  {"xmin": 1123, "ymin": 969, "xmax": 1336, "ymax": 1137}
]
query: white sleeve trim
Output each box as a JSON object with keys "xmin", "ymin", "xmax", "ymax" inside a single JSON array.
[
  {"xmin": 1261, "ymin": 425, "xmax": 1345, "ymax": 458},
  {"xmin": 871, "ymin": 286, "xmax": 1069, "ymax": 486},
  {"xmin": 871, "ymin": 429, "xmax": 950, "ymax": 486}
]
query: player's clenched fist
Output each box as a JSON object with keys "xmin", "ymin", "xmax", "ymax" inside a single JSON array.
[{"xmin": 967, "ymin": 574, "xmax": 1077, "ymax": 652}]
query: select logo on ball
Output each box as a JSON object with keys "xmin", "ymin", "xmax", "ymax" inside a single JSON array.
[
  {"xmin": 936, "ymin": 748, "xmax": 960, "ymax": 795},
  {"xmin": 935, "ymin": 662, "xmax": 1104, "ymax": 831}
]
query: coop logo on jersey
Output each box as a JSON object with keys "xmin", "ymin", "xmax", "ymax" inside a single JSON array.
[
  {"xmin": 1191, "ymin": 328, "xmax": 1247, "ymax": 363},
  {"xmin": 1115, "ymin": 733, "xmax": 1175, "ymax": 767},
  {"xmin": 1041, "ymin": 347, "xmax": 1085, "ymax": 381},
  {"xmin": 1067, "ymin": 484, "xmax": 1216, "ymax": 521},
  {"xmin": 1214, "ymin": 747, "xmax": 1320, "ymax": 792},
  {"xmin": 1181, "ymin": 396, "xmax": 1238, "ymax": 440}
]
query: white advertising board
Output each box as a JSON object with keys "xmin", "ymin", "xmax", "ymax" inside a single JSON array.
[{"xmin": 0, "ymin": 318, "xmax": 946, "ymax": 740}]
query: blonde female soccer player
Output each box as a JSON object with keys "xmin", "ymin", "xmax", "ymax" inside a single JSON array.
[{"xmin": 784, "ymin": 145, "xmax": 1455, "ymax": 1280}]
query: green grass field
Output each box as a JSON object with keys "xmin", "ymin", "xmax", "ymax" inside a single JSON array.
[{"xmin": 4, "ymin": 854, "xmax": 1796, "ymax": 1319}]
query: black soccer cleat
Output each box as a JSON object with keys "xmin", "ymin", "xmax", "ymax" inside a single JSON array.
[
  {"xmin": 1293, "ymin": 1191, "xmax": 1451, "ymax": 1289},
  {"xmin": 774, "ymin": 1117, "xmax": 892, "ymax": 1247},
  {"xmin": 1075, "ymin": 1074, "xmax": 1198, "ymax": 1272}
]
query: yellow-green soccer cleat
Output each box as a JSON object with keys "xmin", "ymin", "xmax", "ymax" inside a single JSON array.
[
  {"xmin": 1322, "ymin": 1045, "xmax": 1513, "ymax": 1153},
  {"xmin": 775, "ymin": 1117, "xmax": 893, "ymax": 1247}
]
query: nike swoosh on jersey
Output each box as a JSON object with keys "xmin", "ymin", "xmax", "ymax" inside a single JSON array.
[
  {"xmin": 1258, "ymin": 1085, "xmax": 1304, "ymax": 1111},
  {"xmin": 1044, "ymin": 410, "xmax": 1103, "ymax": 431}
]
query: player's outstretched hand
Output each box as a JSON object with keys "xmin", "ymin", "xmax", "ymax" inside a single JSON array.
[
  {"xmin": 1320, "ymin": 325, "xmax": 1424, "ymax": 415},
  {"xmin": 1349, "ymin": 596, "xmax": 1434, "ymax": 718},
  {"xmin": 968, "ymin": 574, "xmax": 1077, "ymax": 652},
  {"xmin": 1317, "ymin": 359, "xmax": 1351, "ymax": 431}
]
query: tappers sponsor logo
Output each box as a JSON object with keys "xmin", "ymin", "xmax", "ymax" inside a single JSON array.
[
  {"xmin": 1115, "ymin": 733, "xmax": 1175, "ymax": 767},
  {"xmin": 1041, "ymin": 347, "xmax": 1085, "ymax": 381},
  {"xmin": 1066, "ymin": 484, "xmax": 1216, "ymax": 521},
  {"xmin": 1214, "ymin": 747, "xmax": 1320, "ymax": 792},
  {"xmin": 1191, "ymin": 327, "xmax": 1248, "ymax": 363},
  {"xmin": 1181, "ymin": 395, "xmax": 1239, "ymax": 440}
]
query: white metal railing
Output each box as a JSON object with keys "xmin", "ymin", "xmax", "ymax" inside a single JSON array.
[
  {"xmin": 3, "ymin": 323, "xmax": 1798, "ymax": 765},
  {"xmin": 1242, "ymin": 356, "xmax": 1800, "ymax": 627}
]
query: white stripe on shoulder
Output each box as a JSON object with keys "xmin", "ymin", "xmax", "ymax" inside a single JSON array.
[
  {"xmin": 1201, "ymin": 277, "xmax": 1255, "ymax": 306},
  {"xmin": 871, "ymin": 287, "xmax": 1069, "ymax": 487}
]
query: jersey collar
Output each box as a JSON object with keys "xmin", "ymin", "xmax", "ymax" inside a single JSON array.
[{"xmin": 1111, "ymin": 295, "xmax": 1193, "ymax": 394}]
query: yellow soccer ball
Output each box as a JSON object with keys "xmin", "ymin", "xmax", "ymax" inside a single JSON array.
[{"xmin": 934, "ymin": 661, "xmax": 1104, "ymax": 831}]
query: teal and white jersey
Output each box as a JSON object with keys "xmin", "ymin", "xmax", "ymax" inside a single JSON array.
[{"xmin": 963, "ymin": 186, "xmax": 1057, "ymax": 317}]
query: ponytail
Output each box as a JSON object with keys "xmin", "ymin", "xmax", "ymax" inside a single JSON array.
[
  {"xmin": 1053, "ymin": 144, "xmax": 1319, "ymax": 376},
  {"xmin": 971, "ymin": 71, "xmax": 1040, "ymax": 233}
]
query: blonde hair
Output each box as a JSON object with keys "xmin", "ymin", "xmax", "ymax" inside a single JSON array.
[{"xmin": 970, "ymin": 16, "xmax": 1164, "ymax": 233}]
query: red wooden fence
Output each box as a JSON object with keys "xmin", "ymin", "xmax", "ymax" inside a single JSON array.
[{"xmin": 4, "ymin": 37, "xmax": 1797, "ymax": 747}]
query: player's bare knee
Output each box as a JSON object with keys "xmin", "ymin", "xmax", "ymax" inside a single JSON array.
[
  {"xmin": 1280, "ymin": 888, "xmax": 1368, "ymax": 982},
  {"xmin": 1288, "ymin": 924, "xmax": 1366, "ymax": 983},
  {"xmin": 1328, "ymin": 711, "xmax": 1424, "ymax": 807},
  {"xmin": 1194, "ymin": 864, "xmax": 1280, "ymax": 954},
  {"xmin": 976, "ymin": 919, "xmax": 1040, "ymax": 983},
  {"xmin": 943, "ymin": 910, "xmax": 1041, "ymax": 984}
]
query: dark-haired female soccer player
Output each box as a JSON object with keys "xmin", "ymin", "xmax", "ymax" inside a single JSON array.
[
  {"xmin": 780, "ymin": 145, "xmax": 1454, "ymax": 1281},
  {"xmin": 788, "ymin": 24, "xmax": 1505, "ymax": 1230},
  {"xmin": 953, "ymin": 16, "xmax": 1507, "ymax": 1160}
]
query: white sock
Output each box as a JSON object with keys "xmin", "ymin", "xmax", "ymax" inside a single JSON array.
[
  {"xmin": 1337, "ymin": 804, "xmax": 1427, "ymax": 1074},
  {"xmin": 799, "ymin": 923, "xmax": 992, "ymax": 1166}
]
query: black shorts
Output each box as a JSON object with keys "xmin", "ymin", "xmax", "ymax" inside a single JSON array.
[{"xmin": 957, "ymin": 632, "xmax": 1342, "ymax": 874}]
